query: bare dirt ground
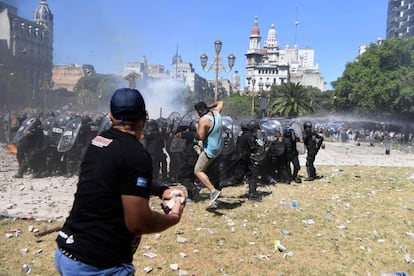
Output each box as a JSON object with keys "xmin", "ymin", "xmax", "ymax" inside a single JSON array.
[{"xmin": 1, "ymin": 141, "xmax": 414, "ymax": 221}]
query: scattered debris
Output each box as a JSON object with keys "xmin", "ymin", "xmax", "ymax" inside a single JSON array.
[
  {"xmin": 143, "ymin": 266, "xmax": 153, "ymax": 273},
  {"xmin": 275, "ymin": 240, "xmax": 286, "ymax": 252},
  {"xmin": 176, "ymin": 236, "xmax": 189, "ymax": 243},
  {"xmin": 169, "ymin": 263, "xmax": 179, "ymax": 270},
  {"xmin": 302, "ymin": 219, "xmax": 315, "ymax": 225},
  {"xmin": 34, "ymin": 226, "xmax": 62, "ymax": 237},
  {"xmin": 143, "ymin": 252, "xmax": 157, "ymax": 258},
  {"xmin": 254, "ymin": 255, "xmax": 269, "ymax": 260},
  {"xmin": 22, "ymin": 264, "xmax": 31, "ymax": 274}
]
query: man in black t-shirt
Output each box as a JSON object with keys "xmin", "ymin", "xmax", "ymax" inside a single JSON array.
[{"xmin": 55, "ymin": 88, "xmax": 186, "ymax": 275}]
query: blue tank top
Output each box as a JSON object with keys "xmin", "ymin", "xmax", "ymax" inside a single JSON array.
[{"xmin": 203, "ymin": 111, "xmax": 224, "ymax": 158}]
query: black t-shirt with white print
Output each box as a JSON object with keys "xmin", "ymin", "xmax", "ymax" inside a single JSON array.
[{"xmin": 56, "ymin": 128, "xmax": 153, "ymax": 268}]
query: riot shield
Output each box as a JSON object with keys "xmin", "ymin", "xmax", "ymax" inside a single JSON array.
[
  {"xmin": 290, "ymin": 121, "xmax": 306, "ymax": 154},
  {"xmin": 251, "ymin": 118, "xmax": 284, "ymax": 162},
  {"xmin": 221, "ymin": 116, "xmax": 235, "ymax": 155},
  {"xmin": 3, "ymin": 113, "xmax": 20, "ymax": 144},
  {"xmin": 90, "ymin": 112, "xmax": 105, "ymax": 134},
  {"xmin": 97, "ymin": 114, "xmax": 112, "ymax": 135},
  {"xmin": 167, "ymin": 112, "xmax": 181, "ymax": 134},
  {"xmin": 49, "ymin": 114, "xmax": 71, "ymax": 147},
  {"xmin": 57, "ymin": 117, "xmax": 82, "ymax": 152},
  {"xmin": 42, "ymin": 116, "xmax": 55, "ymax": 137},
  {"xmin": 13, "ymin": 117, "xmax": 38, "ymax": 144},
  {"xmin": 169, "ymin": 111, "xmax": 196, "ymax": 153}
]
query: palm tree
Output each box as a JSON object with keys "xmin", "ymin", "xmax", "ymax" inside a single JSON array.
[{"xmin": 270, "ymin": 82, "xmax": 314, "ymax": 118}]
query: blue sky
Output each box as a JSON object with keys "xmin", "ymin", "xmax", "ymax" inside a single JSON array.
[{"xmin": 5, "ymin": 0, "xmax": 388, "ymax": 90}]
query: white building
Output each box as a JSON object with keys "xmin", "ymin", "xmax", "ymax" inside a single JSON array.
[{"xmin": 245, "ymin": 17, "xmax": 327, "ymax": 92}]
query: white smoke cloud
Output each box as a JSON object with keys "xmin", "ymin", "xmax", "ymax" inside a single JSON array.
[{"xmin": 140, "ymin": 79, "xmax": 188, "ymax": 119}]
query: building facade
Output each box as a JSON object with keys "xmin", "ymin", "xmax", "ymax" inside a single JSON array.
[
  {"xmin": 387, "ymin": 0, "xmax": 414, "ymax": 39},
  {"xmin": 52, "ymin": 64, "xmax": 95, "ymax": 92},
  {"xmin": 245, "ymin": 17, "xmax": 326, "ymax": 93},
  {"xmin": 0, "ymin": 0, "xmax": 53, "ymax": 95},
  {"xmin": 123, "ymin": 54, "xmax": 221, "ymax": 100}
]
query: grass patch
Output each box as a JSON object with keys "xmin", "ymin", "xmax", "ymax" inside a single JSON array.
[{"xmin": 1, "ymin": 165, "xmax": 414, "ymax": 275}]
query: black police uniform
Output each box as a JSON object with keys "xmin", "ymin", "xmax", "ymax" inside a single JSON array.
[
  {"xmin": 145, "ymin": 127, "xmax": 168, "ymax": 182},
  {"xmin": 15, "ymin": 120, "xmax": 45, "ymax": 178},
  {"xmin": 220, "ymin": 129, "xmax": 260, "ymax": 199},
  {"xmin": 176, "ymin": 129, "xmax": 199, "ymax": 200},
  {"xmin": 303, "ymin": 129, "xmax": 323, "ymax": 181},
  {"xmin": 282, "ymin": 131, "xmax": 301, "ymax": 183}
]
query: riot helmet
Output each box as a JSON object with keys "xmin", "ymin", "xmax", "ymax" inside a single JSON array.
[
  {"xmin": 304, "ymin": 121, "xmax": 312, "ymax": 133},
  {"xmin": 29, "ymin": 117, "xmax": 42, "ymax": 132},
  {"xmin": 247, "ymin": 119, "xmax": 260, "ymax": 132},
  {"xmin": 146, "ymin": 119, "xmax": 159, "ymax": 132},
  {"xmin": 110, "ymin": 88, "xmax": 146, "ymax": 121},
  {"xmin": 284, "ymin": 126, "xmax": 292, "ymax": 136}
]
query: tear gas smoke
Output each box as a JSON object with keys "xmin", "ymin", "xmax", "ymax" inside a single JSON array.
[{"xmin": 139, "ymin": 79, "xmax": 188, "ymax": 119}]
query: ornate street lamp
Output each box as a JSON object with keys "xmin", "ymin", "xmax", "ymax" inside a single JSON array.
[
  {"xmin": 200, "ymin": 40, "xmax": 235, "ymax": 101},
  {"xmin": 247, "ymin": 77, "xmax": 256, "ymax": 117}
]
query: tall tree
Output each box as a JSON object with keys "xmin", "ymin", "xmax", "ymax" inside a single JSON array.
[
  {"xmin": 222, "ymin": 94, "xmax": 251, "ymax": 118},
  {"xmin": 269, "ymin": 82, "xmax": 314, "ymax": 118},
  {"xmin": 332, "ymin": 38, "xmax": 414, "ymax": 119}
]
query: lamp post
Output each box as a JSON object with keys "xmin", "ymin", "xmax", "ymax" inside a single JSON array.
[
  {"xmin": 258, "ymin": 81, "xmax": 264, "ymax": 118},
  {"xmin": 265, "ymin": 81, "xmax": 271, "ymax": 117},
  {"xmin": 247, "ymin": 77, "xmax": 256, "ymax": 117},
  {"xmin": 200, "ymin": 40, "xmax": 235, "ymax": 102}
]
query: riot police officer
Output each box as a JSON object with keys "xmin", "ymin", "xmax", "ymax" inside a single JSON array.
[
  {"xmin": 220, "ymin": 119, "xmax": 262, "ymax": 201},
  {"xmin": 175, "ymin": 120, "xmax": 200, "ymax": 201},
  {"xmin": 282, "ymin": 126, "xmax": 301, "ymax": 183},
  {"xmin": 144, "ymin": 119, "xmax": 168, "ymax": 182},
  {"xmin": 303, "ymin": 121, "xmax": 323, "ymax": 181},
  {"xmin": 14, "ymin": 117, "xmax": 45, "ymax": 178}
]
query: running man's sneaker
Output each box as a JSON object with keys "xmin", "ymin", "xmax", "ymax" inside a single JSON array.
[{"xmin": 208, "ymin": 190, "xmax": 221, "ymax": 207}]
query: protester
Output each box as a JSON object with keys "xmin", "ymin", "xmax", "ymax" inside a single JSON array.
[
  {"xmin": 194, "ymin": 100, "xmax": 224, "ymax": 207},
  {"xmin": 55, "ymin": 88, "xmax": 186, "ymax": 275},
  {"xmin": 303, "ymin": 121, "xmax": 324, "ymax": 181}
]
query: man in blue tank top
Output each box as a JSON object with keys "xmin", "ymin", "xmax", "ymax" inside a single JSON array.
[{"xmin": 194, "ymin": 100, "xmax": 224, "ymax": 207}]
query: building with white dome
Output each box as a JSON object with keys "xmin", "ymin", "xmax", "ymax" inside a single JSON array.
[{"xmin": 245, "ymin": 17, "xmax": 327, "ymax": 93}]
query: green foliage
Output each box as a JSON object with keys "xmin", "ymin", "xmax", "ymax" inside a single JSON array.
[
  {"xmin": 269, "ymin": 82, "xmax": 315, "ymax": 118},
  {"xmin": 222, "ymin": 94, "xmax": 252, "ymax": 118},
  {"xmin": 333, "ymin": 38, "xmax": 414, "ymax": 119}
]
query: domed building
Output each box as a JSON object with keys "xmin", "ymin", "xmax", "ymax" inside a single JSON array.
[
  {"xmin": 245, "ymin": 17, "xmax": 326, "ymax": 93},
  {"xmin": 0, "ymin": 0, "xmax": 54, "ymax": 107}
]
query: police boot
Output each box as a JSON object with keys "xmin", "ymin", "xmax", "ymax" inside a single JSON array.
[
  {"xmin": 65, "ymin": 160, "xmax": 74, "ymax": 178},
  {"xmin": 14, "ymin": 162, "xmax": 28, "ymax": 178},
  {"xmin": 304, "ymin": 167, "xmax": 314, "ymax": 181},
  {"xmin": 247, "ymin": 181, "xmax": 262, "ymax": 201}
]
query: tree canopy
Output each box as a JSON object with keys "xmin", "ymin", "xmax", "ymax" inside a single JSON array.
[{"xmin": 332, "ymin": 38, "xmax": 414, "ymax": 120}]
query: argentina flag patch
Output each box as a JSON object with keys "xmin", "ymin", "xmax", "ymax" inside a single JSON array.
[{"xmin": 136, "ymin": 177, "xmax": 148, "ymax": 188}]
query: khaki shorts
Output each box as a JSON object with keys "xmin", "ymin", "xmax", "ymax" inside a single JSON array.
[{"xmin": 194, "ymin": 151, "xmax": 213, "ymax": 173}]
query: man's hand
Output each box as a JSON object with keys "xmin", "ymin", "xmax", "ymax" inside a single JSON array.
[{"xmin": 161, "ymin": 188, "xmax": 186, "ymax": 217}]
